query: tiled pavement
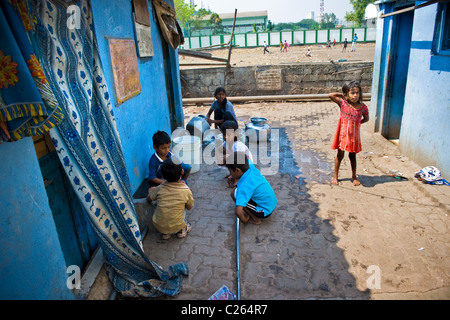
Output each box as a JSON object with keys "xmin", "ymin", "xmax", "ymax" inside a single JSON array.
[{"xmin": 134, "ymin": 101, "xmax": 450, "ymax": 300}]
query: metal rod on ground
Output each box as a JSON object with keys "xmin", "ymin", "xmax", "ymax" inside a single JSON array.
[{"xmin": 236, "ymin": 216, "xmax": 241, "ymax": 300}]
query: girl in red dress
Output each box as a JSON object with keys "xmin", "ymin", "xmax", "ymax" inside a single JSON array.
[{"xmin": 329, "ymin": 81, "xmax": 369, "ymax": 186}]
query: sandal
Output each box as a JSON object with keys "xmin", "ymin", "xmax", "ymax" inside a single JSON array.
[{"xmin": 177, "ymin": 223, "xmax": 192, "ymax": 238}]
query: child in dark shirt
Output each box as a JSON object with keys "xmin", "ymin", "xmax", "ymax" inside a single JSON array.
[{"xmin": 147, "ymin": 131, "xmax": 191, "ymax": 189}]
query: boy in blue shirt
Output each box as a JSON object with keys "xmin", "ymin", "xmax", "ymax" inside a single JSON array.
[
  {"xmin": 226, "ymin": 151, "xmax": 277, "ymax": 224},
  {"xmin": 147, "ymin": 131, "xmax": 191, "ymax": 189}
]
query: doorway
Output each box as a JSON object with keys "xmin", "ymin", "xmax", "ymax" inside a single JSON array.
[
  {"xmin": 383, "ymin": 10, "xmax": 414, "ymax": 139},
  {"xmin": 162, "ymin": 41, "xmax": 178, "ymax": 132},
  {"xmin": 34, "ymin": 133, "xmax": 98, "ymax": 270}
]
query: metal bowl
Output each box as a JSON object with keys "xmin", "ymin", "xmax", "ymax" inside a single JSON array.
[{"xmin": 250, "ymin": 117, "xmax": 267, "ymax": 126}]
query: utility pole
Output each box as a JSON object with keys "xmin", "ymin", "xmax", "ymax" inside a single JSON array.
[{"xmin": 319, "ymin": 0, "xmax": 324, "ymax": 22}]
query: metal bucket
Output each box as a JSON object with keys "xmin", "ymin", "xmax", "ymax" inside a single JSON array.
[{"xmin": 245, "ymin": 117, "xmax": 271, "ymax": 141}]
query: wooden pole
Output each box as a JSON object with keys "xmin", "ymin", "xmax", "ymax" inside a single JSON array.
[{"xmin": 227, "ymin": 9, "xmax": 238, "ymax": 68}]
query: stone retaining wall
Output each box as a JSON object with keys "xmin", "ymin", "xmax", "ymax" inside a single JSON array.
[{"xmin": 180, "ymin": 62, "xmax": 373, "ymax": 98}]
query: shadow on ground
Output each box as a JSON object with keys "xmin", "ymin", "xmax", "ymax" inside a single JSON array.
[{"xmin": 130, "ymin": 123, "xmax": 371, "ymax": 300}]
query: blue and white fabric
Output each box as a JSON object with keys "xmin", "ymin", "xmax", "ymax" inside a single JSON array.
[{"xmin": 22, "ymin": 0, "xmax": 188, "ymax": 297}]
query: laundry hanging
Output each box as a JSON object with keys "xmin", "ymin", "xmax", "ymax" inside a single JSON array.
[
  {"xmin": 4, "ymin": 0, "xmax": 188, "ymax": 297},
  {"xmin": 0, "ymin": 1, "xmax": 63, "ymax": 142}
]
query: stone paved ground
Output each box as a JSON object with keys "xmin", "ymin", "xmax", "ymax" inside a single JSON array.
[{"xmin": 135, "ymin": 101, "xmax": 450, "ymax": 300}]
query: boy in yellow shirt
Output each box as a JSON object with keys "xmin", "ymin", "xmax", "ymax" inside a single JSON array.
[{"xmin": 147, "ymin": 158, "xmax": 194, "ymax": 240}]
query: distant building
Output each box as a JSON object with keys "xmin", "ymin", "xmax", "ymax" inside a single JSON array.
[
  {"xmin": 306, "ymin": 11, "xmax": 315, "ymax": 20},
  {"xmin": 186, "ymin": 10, "xmax": 268, "ymax": 36}
]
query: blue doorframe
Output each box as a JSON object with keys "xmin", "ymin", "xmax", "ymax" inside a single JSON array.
[
  {"xmin": 382, "ymin": 9, "xmax": 414, "ymax": 139},
  {"xmin": 38, "ymin": 144, "xmax": 98, "ymax": 271}
]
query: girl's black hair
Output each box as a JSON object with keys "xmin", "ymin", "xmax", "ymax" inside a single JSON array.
[
  {"xmin": 214, "ymin": 87, "xmax": 227, "ymax": 108},
  {"xmin": 214, "ymin": 86, "xmax": 226, "ymax": 97},
  {"xmin": 221, "ymin": 120, "xmax": 239, "ymax": 141},
  {"xmin": 342, "ymin": 80, "xmax": 363, "ymax": 103}
]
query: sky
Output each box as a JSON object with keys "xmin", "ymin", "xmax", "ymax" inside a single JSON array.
[{"xmin": 192, "ymin": 0, "xmax": 354, "ymax": 24}]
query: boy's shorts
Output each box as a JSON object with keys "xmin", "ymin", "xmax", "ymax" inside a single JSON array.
[{"xmin": 234, "ymin": 189, "xmax": 271, "ymax": 219}]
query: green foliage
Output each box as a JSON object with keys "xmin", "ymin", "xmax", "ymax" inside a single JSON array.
[
  {"xmin": 271, "ymin": 18, "xmax": 321, "ymax": 31},
  {"xmin": 320, "ymin": 13, "xmax": 337, "ymax": 29},
  {"xmin": 174, "ymin": 0, "xmax": 210, "ymax": 36},
  {"xmin": 209, "ymin": 13, "xmax": 224, "ymax": 35},
  {"xmin": 345, "ymin": 0, "xmax": 376, "ymax": 26},
  {"xmin": 297, "ymin": 19, "xmax": 319, "ymax": 30},
  {"xmin": 174, "ymin": 0, "xmax": 195, "ymax": 31}
]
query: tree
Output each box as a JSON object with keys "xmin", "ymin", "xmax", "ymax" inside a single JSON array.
[
  {"xmin": 345, "ymin": 0, "xmax": 376, "ymax": 26},
  {"xmin": 190, "ymin": 8, "xmax": 210, "ymax": 36},
  {"xmin": 208, "ymin": 13, "xmax": 224, "ymax": 35},
  {"xmin": 320, "ymin": 13, "xmax": 337, "ymax": 29},
  {"xmin": 295, "ymin": 19, "xmax": 319, "ymax": 30},
  {"xmin": 174, "ymin": 0, "xmax": 195, "ymax": 32},
  {"xmin": 174, "ymin": 0, "xmax": 211, "ymax": 36}
]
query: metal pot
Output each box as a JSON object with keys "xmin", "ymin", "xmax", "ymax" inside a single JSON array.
[
  {"xmin": 250, "ymin": 117, "xmax": 268, "ymax": 126},
  {"xmin": 245, "ymin": 117, "xmax": 271, "ymax": 141}
]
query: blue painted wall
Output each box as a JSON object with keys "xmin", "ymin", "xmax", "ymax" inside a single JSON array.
[
  {"xmin": 399, "ymin": 3, "xmax": 450, "ymax": 177},
  {"xmin": 91, "ymin": 0, "xmax": 184, "ymax": 193},
  {"xmin": 0, "ymin": 138, "xmax": 74, "ymax": 300},
  {"xmin": 371, "ymin": 1, "xmax": 450, "ymax": 178},
  {"xmin": 0, "ymin": 0, "xmax": 183, "ymax": 299}
]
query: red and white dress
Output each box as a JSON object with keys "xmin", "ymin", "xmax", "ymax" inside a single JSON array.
[{"xmin": 331, "ymin": 99, "xmax": 368, "ymax": 153}]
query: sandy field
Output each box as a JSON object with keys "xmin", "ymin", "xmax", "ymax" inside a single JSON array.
[{"xmin": 179, "ymin": 42, "xmax": 375, "ymax": 69}]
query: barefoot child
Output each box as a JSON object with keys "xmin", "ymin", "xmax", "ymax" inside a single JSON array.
[
  {"xmin": 221, "ymin": 120, "xmax": 252, "ymax": 162},
  {"xmin": 220, "ymin": 120, "xmax": 253, "ymax": 187},
  {"xmin": 147, "ymin": 158, "xmax": 194, "ymax": 240},
  {"xmin": 329, "ymin": 81, "xmax": 369, "ymax": 186},
  {"xmin": 205, "ymin": 87, "xmax": 237, "ymax": 129},
  {"xmin": 226, "ymin": 152, "xmax": 277, "ymax": 225}
]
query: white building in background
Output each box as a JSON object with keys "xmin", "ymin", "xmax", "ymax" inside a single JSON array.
[{"xmin": 306, "ymin": 11, "xmax": 315, "ymax": 20}]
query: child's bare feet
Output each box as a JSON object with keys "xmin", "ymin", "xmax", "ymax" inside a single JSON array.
[
  {"xmin": 161, "ymin": 233, "xmax": 171, "ymax": 240},
  {"xmin": 227, "ymin": 176, "xmax": 236, "ymax": 188},
  {"xmin": 352, "ymin": 178, "xmax": 361, "ymax": 186},
  {"xmin": 247, "ymin": 212, "xmax": 261, "ymax": 225},
  {"xmin": 331, "ymin": 176, "xmax": 339, "ymax": 185}
]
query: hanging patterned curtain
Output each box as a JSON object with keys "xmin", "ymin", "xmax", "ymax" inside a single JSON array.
[
  {"xmin": 2, "ymin": 0, "xmax": 188, "ymax": 297},
  {"xmin": 0, "ymin": 1, "xmax": 63, "ymax": 142}
]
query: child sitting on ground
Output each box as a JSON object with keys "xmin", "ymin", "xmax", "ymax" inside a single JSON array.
[
  {"xmin": 147, "ymin": 158, "xmax": 194, "ymax": 240},
  {"xmin": 226, "ymin": 151, "xmax": 277, "ymax": 225},
  {"xmin": 221, "ymin": 120, "xmax": 253, "ymax": 162},
  {"xmin": 147, "ymin": 130, "xmax": 191, "ymax": 188},
  {"xmin": 205, "ymin": 87, "xmax": 238, "ymax": 129},
  {"xmin": 219, "ymin": 120, "xmax": 253, "ymax": 187}
]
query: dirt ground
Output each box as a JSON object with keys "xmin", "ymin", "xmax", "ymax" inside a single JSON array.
[{"xmin": 179, "ymin": 42, "xmax": 375, "ymax": 69}]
